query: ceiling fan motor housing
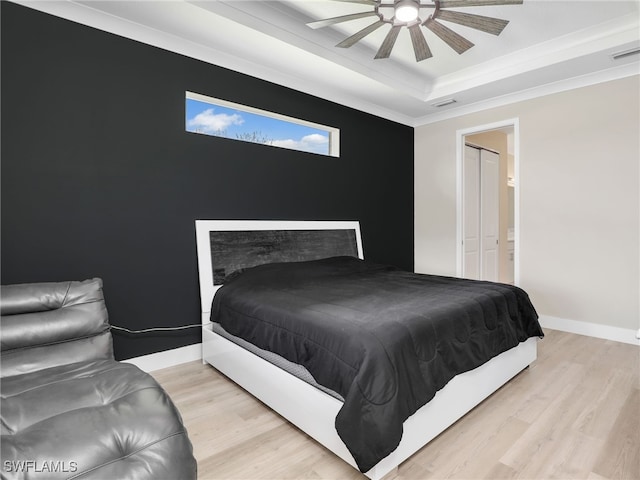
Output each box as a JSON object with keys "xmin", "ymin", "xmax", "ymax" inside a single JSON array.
[{"xmin": 394, "ymin": 0, "xmax": 421, "ymax": 23}]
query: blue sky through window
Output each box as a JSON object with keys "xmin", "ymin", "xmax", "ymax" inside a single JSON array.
[{"xmin": 186, "ymin": 96, "xmax": 333, "ymax": 156}]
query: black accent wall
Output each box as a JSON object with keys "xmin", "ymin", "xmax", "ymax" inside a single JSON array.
[{"xmin": 1, "ymin": 2, "xmax": 414, "ymax": 360}]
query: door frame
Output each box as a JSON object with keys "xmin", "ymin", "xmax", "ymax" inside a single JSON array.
[{"xmin": 456, "ymin": 118, "xmax": 520, "ymax": 284}]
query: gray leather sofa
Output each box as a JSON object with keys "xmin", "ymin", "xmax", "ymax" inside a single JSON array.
[{"xmin": 1, "ymin": 278, "xmax": 197, "ymax": 480}]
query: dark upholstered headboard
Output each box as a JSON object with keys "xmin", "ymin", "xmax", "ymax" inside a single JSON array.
[
  {"xmin": 195, "ymin": 221, "xmax": 363, "ymax": 318},
  {"xmin": 209, "ymin": 228, "xmax": 359, "ymax": 285}
]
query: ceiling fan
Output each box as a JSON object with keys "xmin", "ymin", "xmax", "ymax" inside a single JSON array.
[{"xmin": 307, "ymin": 0, "xmax": 523, "ymax": 62}]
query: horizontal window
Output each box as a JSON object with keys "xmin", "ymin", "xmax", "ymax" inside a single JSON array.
[{"xmin": 186, "ymin": 91, "xmax": 339, "ymax": 157}]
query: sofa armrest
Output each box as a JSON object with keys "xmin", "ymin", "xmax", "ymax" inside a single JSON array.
[{"xmin": 1, "ymin": 278, "xmax": 114, "ymax": 377}]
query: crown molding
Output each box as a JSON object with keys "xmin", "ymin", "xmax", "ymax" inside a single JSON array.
[
  {"xmin": 425, "ymin": 12, "xmax": 640, "ymax": 102},
  {"xmin": 413, "ymin": 62, "xmax": 639, "ymax": 127}
]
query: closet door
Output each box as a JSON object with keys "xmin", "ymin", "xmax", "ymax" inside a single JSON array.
[
  {"xmin": 463, "ymin": 146, "xmax": 480, "ymax": 279},
  {"xmin": 463, "ymin": 146, "xmax": 499, "ymax": 281},
  {"xmin": 480, "ymin": 149, "xmax": 499, "ymax": 281}
]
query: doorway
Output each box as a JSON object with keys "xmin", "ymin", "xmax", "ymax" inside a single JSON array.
[{"xmin": 456, "ymin": 119, "xmax": 518, "ymax": 284}]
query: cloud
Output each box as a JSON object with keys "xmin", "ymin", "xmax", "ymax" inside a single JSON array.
[
  {"xmin": 187, "ymin": 108, "xmax": 244, "ymax": 134},
  {"xmin": 302, "ymin": 133, "xmax": 329, "ymax": 145},
  {"xmin": 271, "ymin": 133, "xmax": 329, "ymax": 154}
]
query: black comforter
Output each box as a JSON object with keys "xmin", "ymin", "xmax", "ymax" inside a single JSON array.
[{"xmin": 211, "ymin": 256, "xmax": 543, "ymax": 472}]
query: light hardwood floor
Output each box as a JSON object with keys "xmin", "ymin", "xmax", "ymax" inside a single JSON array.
[{"xmin": 151, "ymin": 329, "xmax": 639, "ymax": 479}]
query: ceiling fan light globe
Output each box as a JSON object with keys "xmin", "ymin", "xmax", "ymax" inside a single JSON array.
[{"xmin": 395, "ymin": 1, "xmax": 419, "ymax": 22}]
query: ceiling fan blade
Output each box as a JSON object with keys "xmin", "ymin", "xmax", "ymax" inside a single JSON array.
[
  {"xmin": 439, "ymin": 0, "xmax": 523, "ymax": 7},
  {"xmin": 408, "ymin": 24, "xmax": 432, "ymax": 61},
  {"xmin": 424, "ymin": 18, "xmax": 474, "ymax": 54},
  {"xmin": 326, "ymin": 0, "xmax": 378, "ymax": 4},
  {"xmin": 375, "ymin": 25, "xmax": 401, "ymax": 59},
  {"xmin": 436, "ymin": 10, "xmax": 509, "ymax": 35},
  {"xmin": 336, "ymin": 20, "xmax": 385, "ymax": 48},
  {"xmin": 307, "ymin": 11, "xmax": 378, "ymax": 30}
]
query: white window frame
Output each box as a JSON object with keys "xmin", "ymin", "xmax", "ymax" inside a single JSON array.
[{"xmin": 186, "ymin": 91, "xmax": 340, "ymax": 157}]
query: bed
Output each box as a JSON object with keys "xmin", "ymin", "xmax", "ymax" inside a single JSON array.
[{"xmin": 195, "ymin": 220, "xmax": 542, "ymax": 479}]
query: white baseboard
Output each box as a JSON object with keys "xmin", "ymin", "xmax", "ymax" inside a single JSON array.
[
  {"xmin": 538, "ymin": 315, "xmax": 640, "ymax": 346},
  {"xmin": 122, "ymin": 343, "xmax": 202, "ymax": 372}
]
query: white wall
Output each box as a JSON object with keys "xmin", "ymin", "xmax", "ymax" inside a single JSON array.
[{"xmin": 415, "ymin": 75, "xmax": 639, "ymax": 342}]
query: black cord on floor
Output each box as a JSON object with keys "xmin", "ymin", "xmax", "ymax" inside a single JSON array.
[{"xmin": 110, "ymin": 323, "xmax": 205, "ymax": 334}]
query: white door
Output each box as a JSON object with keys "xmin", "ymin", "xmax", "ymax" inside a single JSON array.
[
  {"xmin": 463, "ymin": 146, "xmax": 499, "ymax": 281},
  {"xmin": 480, "ymin": 149, "xmax": 499, "ymax": 281},
  {"xmin": 463, "ymin": 146, "xmax": 480, "ymax": 279}
]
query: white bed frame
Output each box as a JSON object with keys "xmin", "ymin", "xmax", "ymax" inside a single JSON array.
[{"xmin": 195, "ymin": 220, "xmax": 538, "ymax": 480}]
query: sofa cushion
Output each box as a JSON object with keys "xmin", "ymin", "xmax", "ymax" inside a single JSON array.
[
  {"xmin": 1, "ymin": 279, "xmax": 113, "ymax": 377},
  {"xmin": 1, "ymin": 360, "xmax": 197, "ymax": 480}
]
